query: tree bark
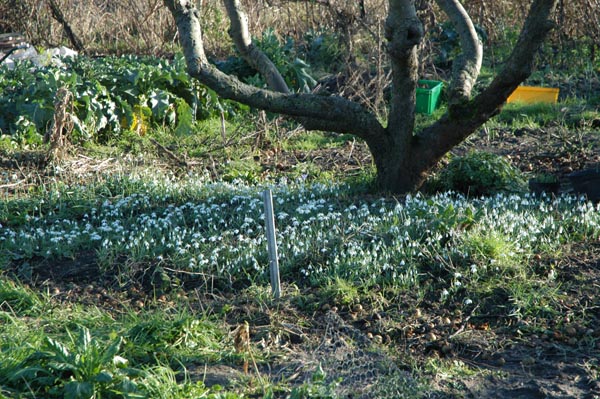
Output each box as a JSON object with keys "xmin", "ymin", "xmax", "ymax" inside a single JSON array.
[{"xmin": 435, "ymin": 0, "xmax": 482, "ymax": 103}]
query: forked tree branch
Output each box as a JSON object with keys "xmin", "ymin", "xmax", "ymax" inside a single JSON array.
[{"xmin": 435, "ymin": 0, "xmax": 482, "ymax": 104}]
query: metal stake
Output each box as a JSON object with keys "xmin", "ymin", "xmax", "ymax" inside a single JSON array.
[{"xmin": 262, "ymin": 189, "xmax": 281, "ymax": 298}]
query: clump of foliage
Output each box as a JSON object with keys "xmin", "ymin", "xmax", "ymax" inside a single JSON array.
[
  {"xmin": 6, "ymin": 326, "xmax": 142, "ymax": 398},
  {"xmin": 436, "ymin": 151, "xmax": 527, "ymax": 196},
  {"xmin": 216, "ymin": 28, "xmax": 317, "ymax": 93},
  {"xmin": 0, "ymin": 54, "xmax": 239, "ymax": 146}
]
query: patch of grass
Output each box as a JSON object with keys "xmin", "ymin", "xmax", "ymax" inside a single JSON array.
[
  {"xmin": 124, "ymin": 309, "xmax": 228, "ymax": 364},
  {"xmin": 461, "ymin": 230, "xmax": 521, "ymax": 269},
  {"xmin": 320, "ymin": 277, "xmax": 361, "ymax": 308},
  {"xmin": 497, "ymin": 102, "xmax": 560, "ymax": 129},
  {"xmin": 283, "ymin": 131, "xmax": 353, "ymax": 151},
  {"xmin": 0, "ymin": 279, "xmax": 44, "ymax": 316}
]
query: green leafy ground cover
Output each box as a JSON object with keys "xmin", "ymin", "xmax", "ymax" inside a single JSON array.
[{"xmin": 1, "ymin": 170, "xmax": 600, "ymax": 398}]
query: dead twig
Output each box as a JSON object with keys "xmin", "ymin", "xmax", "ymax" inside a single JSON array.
[
  {"xmin": 150, "ymin": 138, "xmax": 188, "ymax": 168},
  {"xmin": 0, "ymin": 179, "xmax": 27, "ymax": 189}
]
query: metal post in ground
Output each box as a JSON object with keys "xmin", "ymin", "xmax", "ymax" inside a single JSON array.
[{"xmin": 262, "ymin": 189, "xmax": 281, "ymax": 298}]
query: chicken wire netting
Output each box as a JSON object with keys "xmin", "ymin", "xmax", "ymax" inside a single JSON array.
[{"xmin": 304, "ymin": 311, "xmax": 420, "ymax": 398}]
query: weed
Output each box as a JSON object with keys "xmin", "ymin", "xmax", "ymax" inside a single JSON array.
[
  {"xmin": 9, "ymin": 326, "xmax": 143, "ymax": 398},
  {"xmin": 436, "ymin": 151, "xmax": 527, "ymax": 196},
  {"xmin": 320, "ymin": 277, "xmax": 361, "ymax": 307},
  {"xmin": 0, "ymin": 279, "xmax": 43, "ymax": 316}
]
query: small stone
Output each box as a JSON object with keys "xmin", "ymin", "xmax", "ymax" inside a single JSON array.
[
  {"xmin": 497, "ymin": 357, "xmax": 506, "ymax": 366},
  {"xmin": 352, "ymin": 303, "xmax": 363, "ymax": 313},
  {"xmin": 565, "ymin": 326, "xmax": 577, "ymax": 337},
  {"xmin": 373, "ymin": 335, "xmax": 383, "ymax": 344},
  {"xmin": 425, "ymin": 332, "xmax": 437, "ymax": 341}
]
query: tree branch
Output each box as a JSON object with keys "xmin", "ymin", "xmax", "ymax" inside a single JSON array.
[
  {"xmin": 222, "ymin": 0, "xmax": 290, "ymax": 93},
  {"xmin": 435, "ymin": 0, "xmax": 482, "ymax": 104},
  {"xmin": 47, "ymin": 0, "xmax": 85, "ymax": 52}
]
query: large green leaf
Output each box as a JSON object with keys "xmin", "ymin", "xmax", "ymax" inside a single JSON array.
[{"xmin": 64, "ymin": 380, "xmax": 94, "ymax": 399}]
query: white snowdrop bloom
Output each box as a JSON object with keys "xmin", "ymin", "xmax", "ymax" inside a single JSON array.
[{"xmin": 464, "ymin": 298, "xmax": 473, "ymax": 305}]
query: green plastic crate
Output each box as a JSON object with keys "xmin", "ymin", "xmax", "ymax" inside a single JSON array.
[{"xmin": 416, "ymin": 80, "xmax": 443, "ymax": 115}]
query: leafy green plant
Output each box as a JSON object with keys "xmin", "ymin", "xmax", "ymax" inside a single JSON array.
[
  {"xmin": 288, "ymin": 364, "xmax": 339, "ymax": 399},
  {"xmin": 0, "ymin": 54, "xmax": 238, "ymax": 146},
  {"xmin": 436, "ymin": 151, "xmax": 526, "ymax": 196},
  {"xmin": 10, "ymin": 326, "xmax": 142, "ymax": 398},
  {"xmin": 302, "ymin": 29, "xmax": 346, "ymax": 73}
]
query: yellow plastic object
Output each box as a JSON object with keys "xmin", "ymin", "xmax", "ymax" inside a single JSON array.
[{"xmin": 506, "ymin": 86, "xmax": 559, "ymax": 104}]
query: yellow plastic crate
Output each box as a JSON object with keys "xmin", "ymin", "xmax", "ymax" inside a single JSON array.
[{"xmin": 506, "ymin": 86, "xmax": 559, "ymax": 104}]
